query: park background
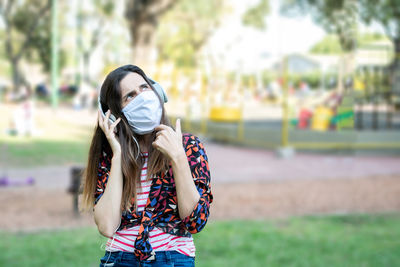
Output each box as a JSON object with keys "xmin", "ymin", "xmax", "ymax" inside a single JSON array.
[{"xmin": 1, "ymin": 0, "xmax": 400, "ymax": 266}]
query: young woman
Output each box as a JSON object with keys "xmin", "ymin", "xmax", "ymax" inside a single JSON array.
[{"xmin": 81, "ymin": 65, "xmax": 213, "ymax": 267}]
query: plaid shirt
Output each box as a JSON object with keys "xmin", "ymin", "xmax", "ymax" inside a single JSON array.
[{"xmin": 94, "ymin": 133, "xmax": 213, "ymax": 261}]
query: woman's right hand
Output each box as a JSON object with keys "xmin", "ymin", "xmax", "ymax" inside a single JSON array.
[{"xmin": 98, "ymin": 109, "xmax": 122, "ymax": 154}]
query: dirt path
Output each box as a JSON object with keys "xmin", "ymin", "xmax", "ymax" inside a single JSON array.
[{"xmin": 1, "ymin": 175, "xmax": 399, "ymax": 233}]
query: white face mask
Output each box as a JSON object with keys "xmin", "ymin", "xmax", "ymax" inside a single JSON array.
[{"xmin": 122, "ymin": 90, "xmax": 162, "ymax": 135}]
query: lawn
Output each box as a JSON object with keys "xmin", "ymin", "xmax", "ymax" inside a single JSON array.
[
  {"xmin": 0, "ymin": 137, "xmax": 91, "ymax": 167},
  {"xmin": 1, "ymin": 213, "xmax": 399, "ymax": 267},
  {"xmin": 0, "ymin": 104, "xmax": 95, "ymax": 167}
]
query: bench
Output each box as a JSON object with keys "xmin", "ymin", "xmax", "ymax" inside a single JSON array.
[{"xmin": 67, "ymin": 166, "xmax": 85, "ymax": 215}]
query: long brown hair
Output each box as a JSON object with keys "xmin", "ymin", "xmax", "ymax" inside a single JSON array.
[{"xmin": 80, "ymin": 64, "xmax": 172, "ymax": 213}]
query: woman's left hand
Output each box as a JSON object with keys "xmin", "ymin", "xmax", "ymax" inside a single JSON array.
[{"xmin": 152, "ymin": 119, "xmax": 185, "ymax": 162}]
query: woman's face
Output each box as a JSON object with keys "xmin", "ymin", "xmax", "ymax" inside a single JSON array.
[{"xmin": 120, "ymin": 72, "xmax": 153, "ymax": 109}]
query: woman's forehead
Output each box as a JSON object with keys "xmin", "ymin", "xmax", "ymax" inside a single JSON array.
[{"xmin": 120, "ymin": 72, "xmax": 147, "ymax": 93}]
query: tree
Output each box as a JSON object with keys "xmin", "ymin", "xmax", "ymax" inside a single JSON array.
[
  {"xmin": 242, "ymin": 0, "xmax": 269, "ymax": 30},
  {"xmin": 75, "ymin": 0, "xmax": 115, "ymax": 86},
  {"xmin": 310, "ymin": 35, "xmax": 342, "ymax": 54},
  {"xmin": 359, "ymin": 0, "xmax": 400, "ymax": 90},
  {"xmin": 281, "ymin": 0, "xmax": 358, "ymax": 92},
  {"xmin": 0, "ymin": 0, "xmax": 52, "ymax": 92},
  {"xmin": 157, "ymin": 0, "xmax": 225, "ymax": 69},
  {"xmin": 310, "ymin": 33, "xmax": 388, "ymax": 54},
  {"xmin": 282, "ymin": 0, "xmax": 357, "ymax": 52},
  {"xmin": 125, "ymin": 0, "xmax": 178, "ymax": 69}
]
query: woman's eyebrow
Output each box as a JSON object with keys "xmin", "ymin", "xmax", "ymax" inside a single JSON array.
[
  {"xmin": 139, "ymin": 83, "xmax": 149, "ymax": 89},
  {"xmin": 122, "ymin": 83, "xmax": 149, "ymax": 100}
]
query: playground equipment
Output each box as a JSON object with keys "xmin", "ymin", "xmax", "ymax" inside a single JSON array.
[
  {"xmin": 311, "ymin": 106, "xmax": 334, "ymax": 131},
  {"xmin": 209, "ymin": 106, "xmax": 241, "ymax": 122},
  {"xmin": 0, "ymin": 176, "xmax": 35, "ymax": 187},
  {"xmin": 154, "ymin": 60, "xmax": 400, "ymax": 152},
  {"xmin": 354, "ymin": 66, "xmax": 396, "ymax": 130}
]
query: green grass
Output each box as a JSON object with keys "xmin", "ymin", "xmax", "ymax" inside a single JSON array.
[
  {"xmin": 1, "ymin": 213, "xmax": 399, "ymax": 267},
  {"xmin": 0, "ymin": 109, "xmax": 94, "ymax": 167},
  {"xmin": 0, "ymin": 138, "xmax": 91, "ymax": 167}
]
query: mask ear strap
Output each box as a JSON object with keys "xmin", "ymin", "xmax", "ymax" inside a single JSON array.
[{"xmin": 132, "ymin": 135, "xmax": 140, "ymax": 160}]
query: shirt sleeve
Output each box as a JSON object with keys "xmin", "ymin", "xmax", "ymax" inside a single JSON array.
[
  {"xmin": 94, "ymin": 150, "xmax": 111, "ymax": 208},
  {"xmin": 181, "ymin": 134, "xmax": 213, "ymax": 234}
]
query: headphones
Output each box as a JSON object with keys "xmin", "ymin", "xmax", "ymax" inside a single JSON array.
[
  {"xmin": 149, "ymin": 78, "xmax": 168, "ymax": 104},
  {"xmin": 98, "ymin": 78, "xmax": 168, "ymax": 160}
]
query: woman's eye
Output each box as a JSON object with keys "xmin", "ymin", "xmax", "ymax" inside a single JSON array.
[{"xmin": 126, "ymin": 94, "xmax": 135, "ymax": 101}]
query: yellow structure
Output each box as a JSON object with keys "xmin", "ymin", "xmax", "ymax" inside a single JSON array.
[
  {"xmin": 354, "ymin": 78, "xmax": 365, "ymax": 91},
  {"xmin": 311, "ymin": 106, "xmax": 333, "ymax": 131},
  {"xmin": 209, "ymin": 106, "xmax": 242, "ymax": 122}
]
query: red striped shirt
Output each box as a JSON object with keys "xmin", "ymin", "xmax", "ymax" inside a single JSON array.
[{"xmin": 105, "ymin": 152, "xmax": 195, "ymax": 257}]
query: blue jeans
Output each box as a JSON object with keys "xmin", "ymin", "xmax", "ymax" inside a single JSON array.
[{"xmin": 99, "ymin": 250, "xmax": 195, "ymax": 267}]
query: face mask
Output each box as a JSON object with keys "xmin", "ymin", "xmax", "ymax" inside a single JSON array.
[{"xmin": 122, "ymin": 90, "xmax": 162, "ymax": 135}]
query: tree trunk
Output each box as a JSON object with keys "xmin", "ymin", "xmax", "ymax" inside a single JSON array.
[
  {"xmin": 131, "ymin": 22, "xmax": 158, "ymax": 71},
  {"xmin": 394, "ymin": 38, "xmax": 400, "ymax": 68},
  {"xmin": 11, "ymin": 58, "xmax": 22, "ymax": 93},
  {"xmin": 125, "ymin": 0, "xmax": 177, "ymax": 72}
]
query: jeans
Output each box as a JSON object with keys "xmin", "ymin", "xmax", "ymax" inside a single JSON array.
[{"xmin": 99, "ymin": 250, "xmax": 195, "ymax": 267}]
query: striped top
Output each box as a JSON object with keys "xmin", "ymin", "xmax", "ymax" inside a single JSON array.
[{"xmin": 105, "ymin": 152, "xmax": 195, "ymax": 257}]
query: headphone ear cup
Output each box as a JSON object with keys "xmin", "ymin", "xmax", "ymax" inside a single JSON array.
[
  {"xmin": 98, "ymin": 96, "xmax": 118, "ymax": 124},
  {"xmin": 149, "ymin": 79, "xmax": 168, "ymax": 103},
  {"xmin": 109, "ymin": 114, "xmax": 117, "ymax": 123}
]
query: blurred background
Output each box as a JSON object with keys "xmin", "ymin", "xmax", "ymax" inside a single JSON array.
[{"xmin": 0, "ymin": 0, "xmax": 400, "ymax": 266}]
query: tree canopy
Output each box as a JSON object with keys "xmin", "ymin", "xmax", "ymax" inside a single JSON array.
[
  {"xmin": 281, "ymin": 0, "xmax": 358, "ymax": 52},
  {"xmin": 310, "ymin": 33, "xmax": 388, "ymax": 54},
  {"xmin": 242, "ymin": 0, "xmax": 270, "ymax": 30},
  {"xmin": 157, "ymin": 0, "xmax": 225, "ymax": 68}
]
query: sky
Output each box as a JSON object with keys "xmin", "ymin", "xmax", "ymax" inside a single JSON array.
[
  {"xmin": 206, "ymin": 0, "xmax": 386, "ymax": 73},
  {"xmin": 206, "ymin": 0, "xmax": 326, "ymax": 71}
]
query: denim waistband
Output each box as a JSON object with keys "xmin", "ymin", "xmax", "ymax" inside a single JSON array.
[{"xmin": 105, "ymin": 250, "xmax": 194, "ymax": 262}]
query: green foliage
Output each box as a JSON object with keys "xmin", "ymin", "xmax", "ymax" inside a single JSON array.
[
  {"xmin": 261, "ymin": 70, "xmax": 276, "ymax": 86},
  {"xmin": 1, "ymin": 213, "xmax": 400, "ymax": 266},
  {"xmin": 300, "ymin": 71, "xmax": 322, "ymax": 88},
  {"xmin": 231, "ymin": 70, "xmax": 322, "ymax": 89},
  {"xmin": 240, "ymin": 74, "xmax": 255, "ymax": 88},
  {"xmin": 281, "ymin": 0, "xmax": 358, "ymax": 52},
  {"xmin": 358, "ymin": 32, "xmax": 389, "ymax": 46},
  {"xmin": 2, "ymin": 0, "xmax": 66, "ymax": 73},
  {"xmin": 285, "ymin": 72, "xmax": 321, "ymax": 89},
  {"xmin": 310, "ymin": 33, "xmax": 388, "ymax": 54},
  {"xmin": 157, "ymin": 0, "xmax": 225, "ymax": 68},
  {"xmin": 242, "ymin": 0, "xmax": 270, "ymax": 30},
  {"xmin": 94, "ymin": 0, "xmax": 115, "ymax": 17},
  {"xmin": 310, "ymin": 35, "xmax": 342, "ymax": 54},
  {"xmin": 359, "ymin": 0, "xmax": 400, "ymax": 40}
]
